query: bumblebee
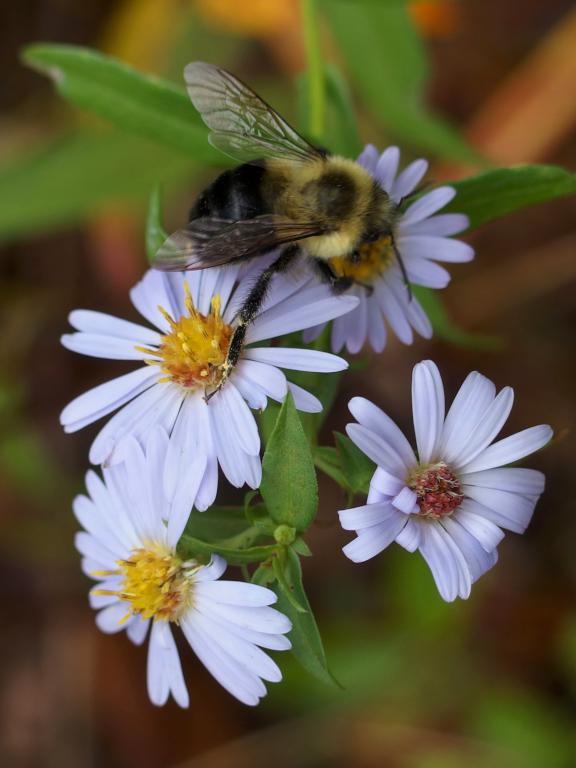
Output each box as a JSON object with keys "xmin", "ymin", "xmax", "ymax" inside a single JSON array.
[{"xmin": 154, "ymin": 62, "xmax": 409, "ymax": 389}]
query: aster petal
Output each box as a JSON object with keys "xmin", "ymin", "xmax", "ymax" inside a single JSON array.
[
  {"xmin": 60, "ymin": 367, "xmax": 159, "ymax": 433},
  {"xmin": 75, "ymin": 531, "xmax": 118, "ymax": 570},
  {"xmin": 180, "ymin": 617, "xmax": 264, "ymax": 706},
  {"xmin": 401, "ymin": 187, "xmax": 456, "ymax": 226},
  {"xmin": 459, "ymin": 425, "xmax": 553, "ymax": 474},
  {"xmin": 403, "ymin": 293, "xmax": 433, "ymax": 339},
  {"xmin": 342, "ymin": 513, "xmax": 407, "ymax": 563},
  {"xmin": 244, "ymin": 346, "xmax": 347, "ymax": 373},
  {"xmin": 367, "ymin": 293, "xmax": 387, "ymax": 353},
  {"xmin": 346, "ymin": 423, "xmax": 410, "ymax": 477},
  {"xmin": 459, "ymin": 467, "xmax": 545, "ymax": 496},
  {"xmin": 338, "ymin": 502, "xmax": 398, "ymax": 531},
  {"xmin": 357, "ymin": 143, "xmax": 379, "ymax": 172},
  {"xmin": 391, "ymin": 486, "xmax": 418, "ymax": 514},
  {"xmin": 349, "ymin": 397, "xmax": 416, "ymax": 469},
  {"xmin": 147, "ymin": 621, "xmax": 189, "ymax": 708},
  {"xmin": 374, "ymin": 146, "xmax": 400, "ymax": 192},
  {"xmin": 61, "ymin": 333, "xmax": 154, "ymax": 361},
  {"xmin": 403, "ymin": 256, "xmax": 451, "ymax": 289},
  {"xmin": 73, "ymin": 494, "xmax": 131, "ymax": 555},
  {"xmin": 412, "ymin": 360, "xmax": 445, "ymax": 463},
  {"xmin": 195, "ymin": 581, "xmax": 277, "ymax": 607},
  {"xmin": 235, "ymin": 359, "xmax": 287, "ymax": 402},
  {"xmin": 454, "ymin": 499, "xmax": 505, "ymax": 551},
  {"xmin": 89, "ymin": 383, "xmax": 183, "ymax": 465},
  {"xmin": 198, "ymin": 610, "xmax": 291, "ymax": 651},
  {"xmin": 451, "ymin": 387, "xmax": 514, "ymax": 469},
  {"xmin": 331, "ymin": 313, "xmax": 349, "ymax": 354},
  {"xmin": 95, "ymin": 602, "xmax": 129, "ymax": 633},
  {"xmin": 398, "ymin": 235, "xmax": 474, "ymax": 264},
  {"xmin": 439, "ymin": 372, "xmax": 496, "ymax": 464},
  {"xmin": 126, "ymin": 617, "xmax": 149, "ymax": 646},
  {"xmin": 463, "ymin": 485, "xmax": 539, "ymax": 534},
  {"xmin": 375, "ymin": 279, "xmax": 414, "ymax": 344},
  {"xmin": 395, "ymin": 518, "xmax": 422, "ymax": 552},
  {"xmin": 286, "ymin": 382, "xmax": 322, "ymax": 413},
  {"xmin": 68, "ymin": 309, "xmax": 162, "ymax": 345},
  {"xmin": 233, "ymin": 375, "xmax": 268, "ymax": 410},
  {"xmin": 346, "ymin": 296, "xmax": 368, "ymax": 354},
  {"xmin": 441, "ymin": 517, "xmax": 498, "ymax": 584},
  {"xmin": 302, "ymin": 323, "xmax": 324, "ymax": 344},
  {"xmin": 418, "ymin": 522, "xmax": 470, "ymax": 602},
  {"xmin": 194, "ymin": 555, "xmax": 227, "ymax": 582},
  {"xmin": 391, "ymin": 158, "xmax": 429, "ymax": 202},
  {"xmin": 219, "ymin": 383, "xmax": 261, "ymax": 456},
  {"xmin": 194, "ymin": 455, "xmax": 219, "ymax": 512},
  {"xmin": 130, "ymin": 270, "xmax": 179, "ymax": 333},
  {"xmin": 246, "ymin": 285, "xmax": 358, "ymax": 343},
  {"xmin": 370, "ymin": 466, "xmax": 405, "ymax": 497},
  {"xmin": 400, "ymin": 213, "xmax": 469, "ymax": 237},
  {"xmin": 192, "ymin": 597, "xmax": 292, "ymax": 635}
]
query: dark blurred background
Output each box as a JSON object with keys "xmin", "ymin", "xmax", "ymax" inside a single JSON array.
[{"xmin": 1, "ymin": 1, "xmax": 575, "ymax": 766}]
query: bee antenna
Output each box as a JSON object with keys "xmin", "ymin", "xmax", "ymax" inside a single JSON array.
[{"xmin": 390, "ymin": 234, "xmax": 412, "ymax": 302}]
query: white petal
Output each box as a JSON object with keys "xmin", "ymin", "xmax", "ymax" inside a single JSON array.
[
  {"xmin": 244, "ymin": 346, "xmax": 347, "ymax": 373},
  {"xmin": 147, "ymin": 622, "xmax": 189, "ymax": 708},
  {"xmin": 193, "ymin": 597, "xmax": 292, "ymax": 635},
  {"xmin": 451, "ymin": 387, "xmax": 514, "ymax": 469},
  {"xmin": 398, "ymin": 235, "xmax": 474, "ymax": 264},
  {"xmin": 401, "ymin": 187, "xmax": 456, "ymax": 226},
  {"xmin": 60, "ymin": 367, "xmax": 158, "ymax": 432},
  {"xmin": 375, "ymin": 279, "xmax": 414, "ymax": 345},
  {"xmin": 195, "ymin": 581, "xmax": 277, "ymax": 607},
  {"xmin": 418, "ymin": 523, "xmax": 469, "ymax": 602},
  {"xmin": 69, "ymin": 309, "xmax": 161, "ymax": 345},
  {"xmin": 346, "ymin": 423, "xmax": 409, "ymax": 477},
  {"xmin": 370, "ymin": 467, "xmax": 404, "ymax": 497},
  {"xmin": 180, "ymin": 618, "xmax": 264, "ymax": 706},
  {"xmin": 342, "ymin": 513, "xmax": 407, "ymax": 563},
  {"xmin": 194, "ymin": 455, "xmax": 219, "ymax": 511},
  {"xmin": 412, "ymin": 360, "xmax": 445, "ymax": 464},
  {"xmin": 348, "ymin": 397, "xmax": 416, "ymax": 469},
  {"xmin": 463, "ymin": 486, "xmax": 539, "ymax": 534},
  {"xmin": 459, "ymin": 467, "xmax": 545, "ymax": 496},
  {"xmin": 441, "ymin": 517, "xmax": 498, "ymax": 583},
  {"xmin": 367, "ymin": 294, "xmax": 387, "ymax": 353},
  {"xmin": 439, "ymin": 371, "xmax": 496, "ymax": 464},
  {"xmin": 219, "ymin": 383, "xmax": 261, "ymax": 456},
  {"xmin": 61, "ymin": 333, "xmax": 152, "ymax": 361},
  {"xmin": 391, "ymin": 486, "xmax": 418, "ymax": 514},
  {"xmin": 403, "ymin": 257, "xmax": 451, "ymax": 289},
  {"xmin": 129, "ymin": 270, "xmax": 179, "ymax": 332},
  {"xmin": 404, "ymin": 293, "xmax": 433, "ymax": 339},
  {"xmin": 194, "ymin": 555, "xmax": 227, "ymax": 582},
  {"xmin": 395, "ymin": 518, "xmax": 422, "ymax": 551},
  {"xmin": 75, "ymin": 531, "xmax": 117, "ymax": 570},
  {"xmin": 338, "ymin": 502, "xmax": 398, "ymax": 531},
  {"xmin": 459, "ymin": 425, "xmax": 553, "ymax": 474},
  {"xmin": 95, "ymin": 602, "xmax": 129, "ymax": 633},
  {"xmin": 374, "ymin": 146, "xmax": 400, "ymax": 192},
  {"xmin": 286, "ymin": 382, "xmax": 322, "ymax": 413},
  {"xmin": 345, "ymin": 296, "xmax": 368, "ymax": 354},
  {"xmin": 400, "ymin": 213, "xmax": 469, "ymax": 237},
  {"xmin": 357, "ymin": 143, "xmax": 379, "ymax": 172},
  {"xmin": 126, "ymin": 617, "xmax": 150, "ymax": 646},
  {"xmin": 455, "ymin": 500, "xmax": 505, "ymax": 551},
  {"xmin": 235, "ymin": 359, "xmax": 287, "ymax": 402},
  {"xmin": 391, "ymin": 158, "xmax": 429, "ymax": 202}
]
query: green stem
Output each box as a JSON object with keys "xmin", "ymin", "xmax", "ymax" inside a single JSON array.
[{"xmin": 300, "ymin": 0, "xmax": 325, "ymax": 140}]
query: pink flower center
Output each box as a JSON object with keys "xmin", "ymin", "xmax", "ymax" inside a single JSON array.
[{"xmin": 408, "ymin": 462, "xmax": 463, "ymax": 519}]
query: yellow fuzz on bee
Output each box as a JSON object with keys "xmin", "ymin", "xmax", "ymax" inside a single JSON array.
[
  {"xmin": 94, "ymin": 544, "xmax": 195, "ymax": 623},
  {"xmin": 137, "ymin": 283, "xmax": 233, "ymax": 389},
  {"xmin": 329, "ymin": 235, "xmax": 395, "ymax": 285}
]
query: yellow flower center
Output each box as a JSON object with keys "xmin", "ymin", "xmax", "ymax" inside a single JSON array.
[
  {"xmin": 94, "ymin": 544, "xmax": 196, "ymax": 623},
  {"xmin": 138, "ymin": 283, "xmax": 233, "ymax": 390},
  {"xmin": 329, "ymin": 236, "xmax": 395, "ymax": 285}
]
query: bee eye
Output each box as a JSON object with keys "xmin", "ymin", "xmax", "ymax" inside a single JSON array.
[{"xmin": 364, "ymin": 231, "xmax": 382, "ymax": 243}]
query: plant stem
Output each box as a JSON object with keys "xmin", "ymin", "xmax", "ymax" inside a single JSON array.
[{"xmin": 300, "ymin": 0, "xmax": 325, "ymax": 140}]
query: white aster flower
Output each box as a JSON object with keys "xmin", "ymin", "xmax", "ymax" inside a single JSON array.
[
  {"xmin": 339, "ymin": 360, "xmax": 552, "ymax": 601},
  {"xmin": 61, "ymin": 263, "xmax": 357, "ymax": 512},
  {"xmin": 304, "ymin": 144, "xmax": 474, "ymax": 354},
  {"xmin": 76, "ymin": 428, "xmax": 292, "ymax": 707}
]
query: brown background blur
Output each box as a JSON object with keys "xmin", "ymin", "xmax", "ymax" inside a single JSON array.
[{"xmin": 1, "ymin": 1, "xmax": 575, "ymax": 766}]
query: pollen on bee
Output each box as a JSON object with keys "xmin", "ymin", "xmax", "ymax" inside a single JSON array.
[
  {"xmin": 135, "ymin": 282, "xmax": 233, "ymax": 391},
  {"xmin": 329, "ymin": 235, "xmax": 395, "ymax": 285}
]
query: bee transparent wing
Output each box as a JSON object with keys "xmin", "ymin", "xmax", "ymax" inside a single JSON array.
[
  {"xmin": 184, "ymin": 61, "xmax": 325, "ymax": 164},
  {"xmin": 154, "ymin": 215, "xmax": 326, "ymax": 271}
]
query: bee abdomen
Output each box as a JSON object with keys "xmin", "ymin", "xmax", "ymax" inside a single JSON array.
[{"xmin": 190, "ymin": 162, "xmax": 269, "ymax": 222}]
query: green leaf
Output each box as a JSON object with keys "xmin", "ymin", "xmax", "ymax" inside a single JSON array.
[
  {"xmin": 273, "ymin": 553, "xmax": 308, "ymax": 614},
  {"xmin": 0, "ymin": 131, "xmax": 194, "ymax": 243},
  {"xmin": 182, "ymin": 505, "xmax": 249, "ymax": 541},
  {"xmin": 335, "ymin": 432, "xmax": 375, "ymax": 495},
  {"xmin": 145, "ymin": 186, "xmax": 168, "ymax": 263},
  {"xmin": 22, "ymin": 44, "xmax": 224, "ymax": 161},
  {"xmin": 273, "ymin": 548, "xmax": 337, "ymax": 686},
  {"xmin": 313, "ymin": 445, "xmax": 349, "ymax": 490},
  {"xmin": 448, "ymin": 164, "xmax": 576, "ymax": 231},
  {"xmin": 178, "ymin": 534, "xmax": 277, "ymax": 566},
  {"xmin": 323, "ymin": 0, "xmax": 478, "ymax": 161},
  {"xmin": 260, "ymin": 393, "xmax": 318, "ymax": 532},
  {"xmin": 412, "ymin": 287, "xmax": 501, "ymax": 351}
]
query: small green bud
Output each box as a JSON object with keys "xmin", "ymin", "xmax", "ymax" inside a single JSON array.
[{"xmin": 274, "ymin": 524, "xmax": 296, "ymax": 546}]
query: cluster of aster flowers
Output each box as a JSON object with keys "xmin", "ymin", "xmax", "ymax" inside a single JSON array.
[{"xmin": 61, "ymin": 146, "xmax": 552, "ymax": 708}]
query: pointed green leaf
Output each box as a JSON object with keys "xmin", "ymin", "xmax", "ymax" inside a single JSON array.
[
  {"xmin": 313, "ymin": 445, "xmax": 350, "ymax": 490},
  {"xmin": 335, "ymin": 432, "xmax": 375, "ymax": 495},
  {"xmin": 273, "ymin": 548, "xmax": 337, "ymax": 686},
  {"xmin": 448, "ymin": 164, "xmax": 576, "ymax": 231},
  {"xmin": 323, "ymin": 1, "xmax": 478, "ymax": 161},
  {"xmin": 178, "ymin": 534, "xmax": 277, "ymax": 565},
  {"xmin": 22, "ymin": 44, "xmax": 224, "ymax": 161},
  {"xmin": 260, "ymin": 393, "xmax": 318, "ymax": 531},
  {"xmin": 182, "ymin": 505, "xmax": 248, "ymax": 541}
]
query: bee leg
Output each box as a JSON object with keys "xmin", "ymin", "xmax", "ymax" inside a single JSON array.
[
  {"xmin": 313, "ymin": 259, "xmax": 353, "ymax": 294},
  {"xmin": 387, "ymin": 232, "xmax": 412, "ymax": 302},
  {"xmin": 205, "ymin": 246, "xmax": 299, "ymax": 402}
]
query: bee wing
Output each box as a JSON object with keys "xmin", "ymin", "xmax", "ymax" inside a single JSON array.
[
  {"xmin": 153, "ymin": 215, "xmax": 326, "ymax": 271},
  {"xmin": 185, "ymin": 61, "xmax": 325, "ymax": 164}
]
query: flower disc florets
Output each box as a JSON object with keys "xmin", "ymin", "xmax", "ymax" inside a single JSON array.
[
  {"xmin": 138, "ymin": 285, "xmax": 232, "ymax": 391},
  {"xmin": 97, "ymin": 544, "xmax": 196, "ymax": 623},
  {"xmin": 408, "ymin": 462, "xmax": 464, "ymax": 519}
]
